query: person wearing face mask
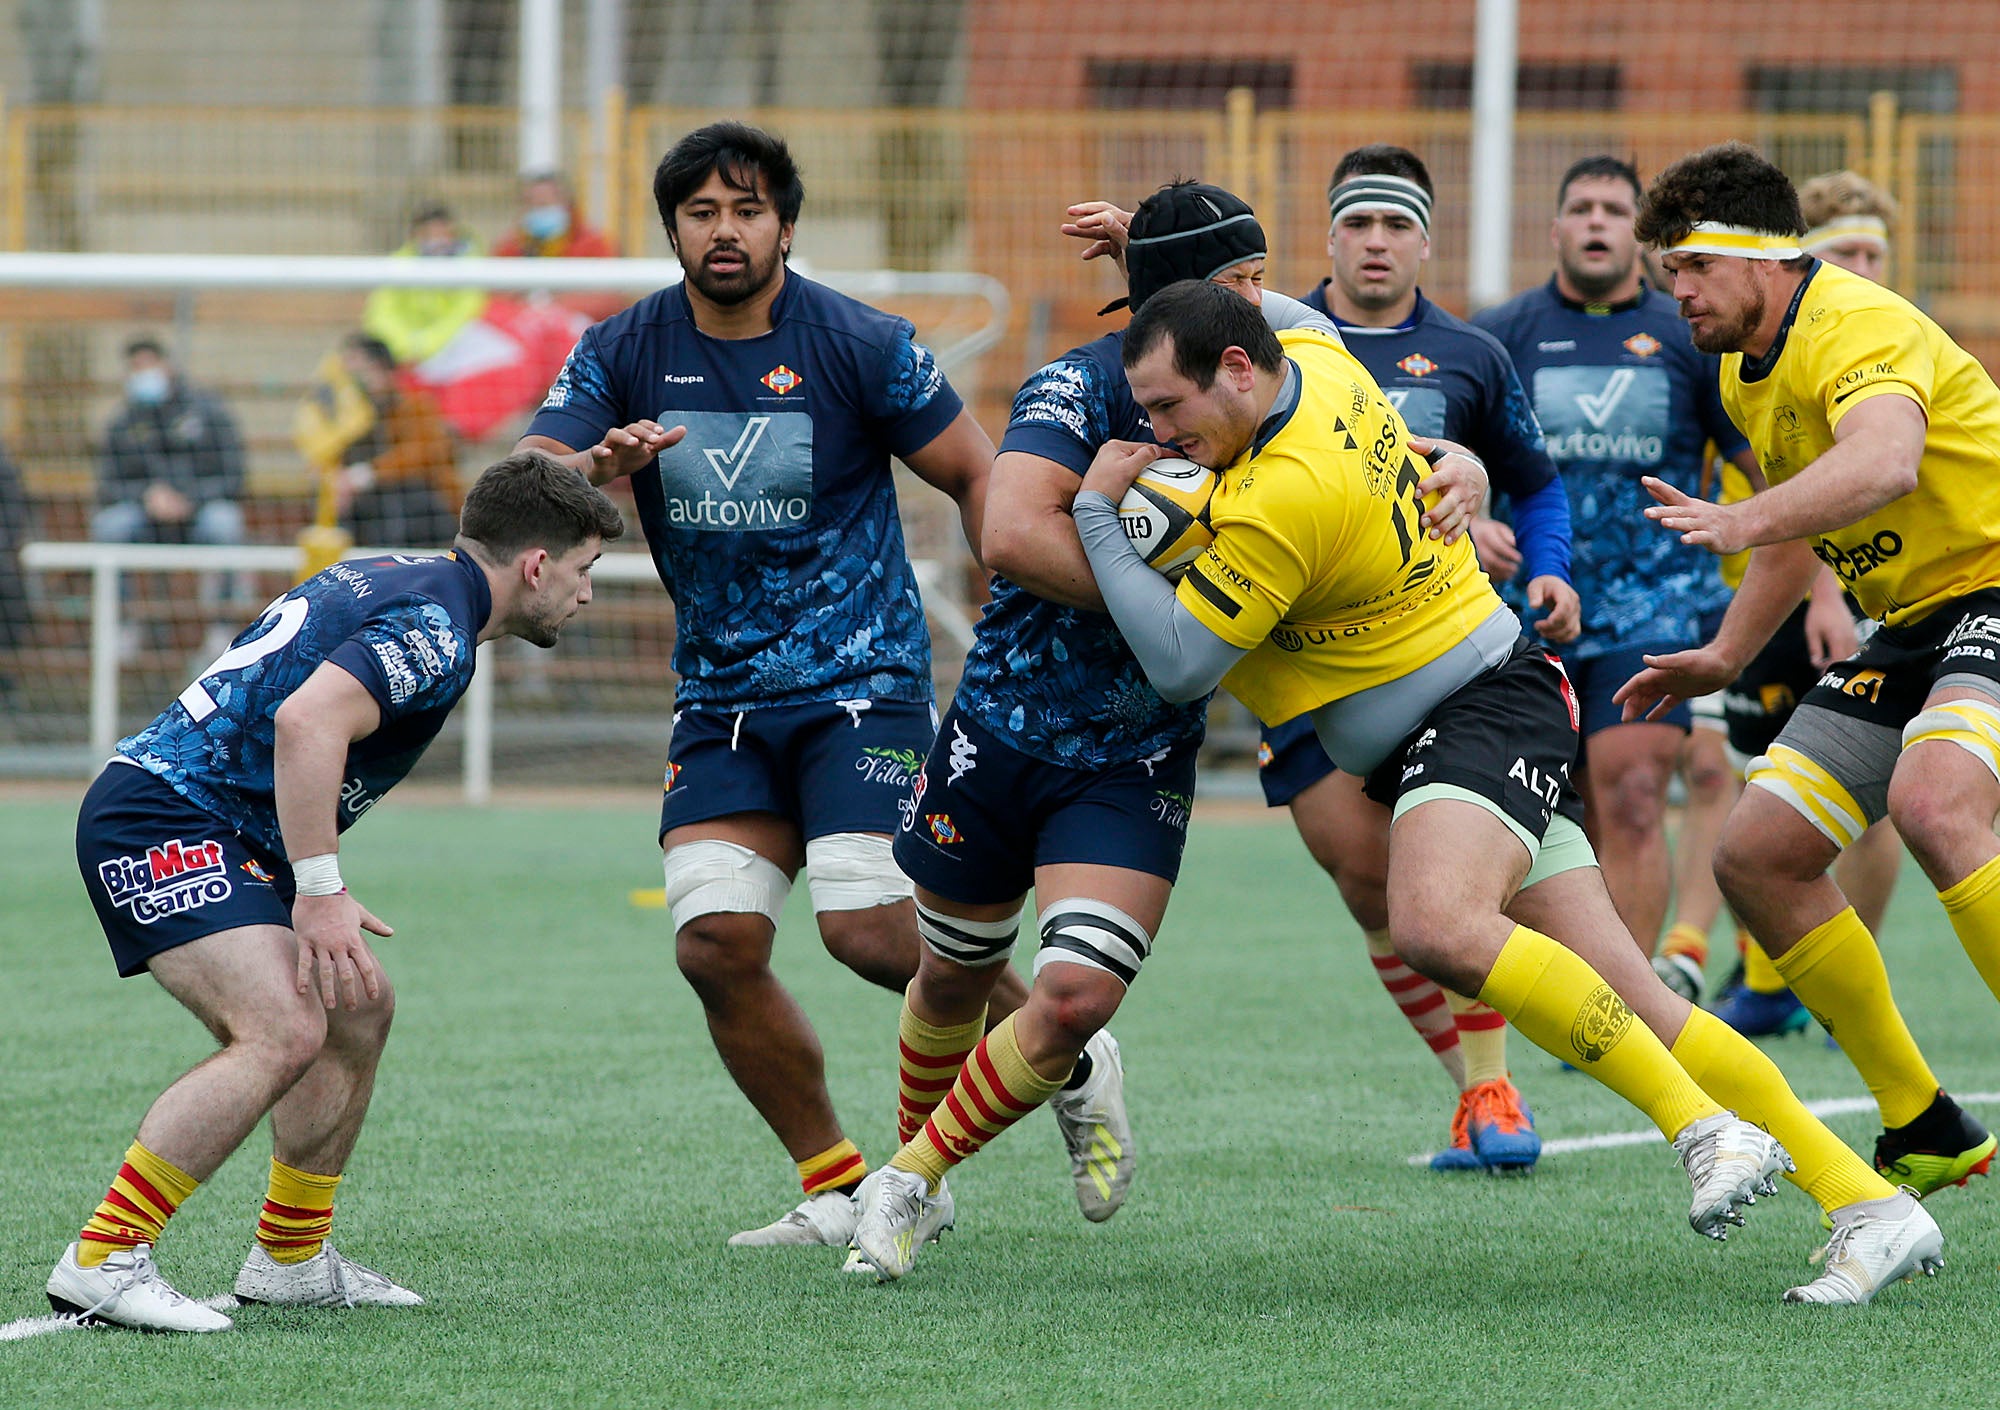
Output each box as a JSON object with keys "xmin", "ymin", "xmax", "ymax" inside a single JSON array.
[
  {"xmin": 361, "ymin": 206, "xmax": 489, "ymax": 368},
  {"xmin": 94, "ymin": 337, "xmax": 248, "ymax": 556},
  {"xmin": 494, "ymin": 172, "xmax": 619, "ymax": 261}
]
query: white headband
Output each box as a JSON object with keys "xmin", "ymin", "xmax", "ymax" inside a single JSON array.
[
  {"xmin": 1803, "ymin": 214, "xmax": 1889, "ymax": 253},
  {"xmin": 1667, "ymin": 221, "xmax": 1803, "ymax": 260}
]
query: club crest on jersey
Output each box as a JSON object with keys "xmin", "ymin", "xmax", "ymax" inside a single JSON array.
[
  {"xmin": 1396, "ymin": 353, "xmax": 1437, "ymax": 377},
  {"xmin": 761, "ymin": 364, "xmax": 802, "ymax": 395},
  {"xmin": 928, "ymin": 814, "xmax": 961, "ymax": 846},
  {"xmin": 241, "ymin": 858, "xmax": 275, "ymax": 884},
  {"xmin": 662, "ymin": 761, "xmax": 682, "ymax": 793},
  {"xmin": 1622, "ymin": 333, "xmax": 1661, "ymax": 358},
  {"xmin": 99, "ymin": 838, "xmax": 233, "ymax": 924}
]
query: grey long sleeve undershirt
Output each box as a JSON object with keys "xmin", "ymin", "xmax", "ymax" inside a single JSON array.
[{"xmin": 1073, "ymin": 488, "xmax": 1247, "ymax": 705}]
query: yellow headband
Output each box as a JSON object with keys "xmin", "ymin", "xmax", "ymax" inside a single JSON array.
[
  {"xmin": 1802, "ymin": 214, "xmax": 1889, "ymax": 252},
  {"xmin": 1667, "ymin": 221, "xmax": 1803, "ymax": 260}
]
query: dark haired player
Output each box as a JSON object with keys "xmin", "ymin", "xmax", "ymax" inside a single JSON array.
[
  {"xmin": 1273, "ymin": 143, "xmax": 1577, "ymax": 1172},
  {"xmin": 1476, "ymin": 156, "xmax": 1758, "ymax": 980},
  {"xmin": 516, "ymin": 121, "xmax": 1046, "ymax": 1249},
  {"xmin": 1074, "ymin": 279, "xmax": 1943, "ymax": 1305},
  {"xmin": 50, "ymin": 451, "xmax": 624, "ymax": 1331},
  {"xmin": 1621, "ymin": 142, "xmax": 2000, "ymax": 1291}
]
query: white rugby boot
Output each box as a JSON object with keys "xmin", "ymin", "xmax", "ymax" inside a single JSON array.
[
  {"xmin": 233, "ymin": 1243, "xmax": 423, "ymax": 1307},
  {"xmin": 851, "ymin": 1167, "xmax": 955, "ymax": 1281},
  {"xmin": 46, "ymin": 1242, "xmax": 233, "ymax": 1332},
  {"xmin": 1785, "ymin": 1191, "xmax": 1944, "ymax": 1304},
  {"xmin": 727, "ymin": 1190, "xmax": 859, "ymax": 1248},
  {"xmin": 1049, "ymin": 1029, "xmax": 1136, "ymax": 1222},
  {"xmin": 1673, "ymin": 1112, "xmax": 1793, "ymax": 1240}
]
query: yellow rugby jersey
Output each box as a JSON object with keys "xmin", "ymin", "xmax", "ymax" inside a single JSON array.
[
  {"xmin": 1720, "ymin": 261, "xmax": 2000, "ymax": 626},
  {"xmin": 1175, "ymin": 328, "xmax": 1506, "ymax": 725}
]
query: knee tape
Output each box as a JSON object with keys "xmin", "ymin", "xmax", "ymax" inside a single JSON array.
[
  {"xmin": 1903, "ymin": 699, "xmax": 2000, "ymax": 784},
  {"xmin": 1033, "ymin": 897, "xmax": 1153, "ymax": 986},
  {"xmin": 662, "ymin": 840, "xmax": 792, "ymax": 933},
  {"xmin": 1744, "ymin": 743, "xmax": 1868, "ymax": 850},
  {"xmin": 803, "ymin": 832, "xmax": 914, "ymax": 913},
  {"xmin": 916, "ymin": 899, "xmax": 1021, "ymax": 968}
]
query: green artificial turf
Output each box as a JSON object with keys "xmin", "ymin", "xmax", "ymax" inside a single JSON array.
[{"xmin": 2, "ymin": 794, "xmax": 1996, "ymax": 1408}]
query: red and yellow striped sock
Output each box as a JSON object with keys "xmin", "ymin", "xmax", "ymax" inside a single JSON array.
[
  {"xmin": 1477, "ymin": 925, "xmax": 1717, "ymax": 1140},
  {"xmin": 798, "ymin": 1139, "xmax": 867, "ymax": 1198},
  {"xmin": 1660, "ymin": 921, "xmax": 1710, "ymax": 968},
  {"xmin": 1365, "ymin": 927, "xmax": 1465, "ymax": 1087},
  {"xmin": 1447, "ymin": 992, "xmax": 1509, "ymax": 1088},
  {"xmin": 78, "ymin": 1140, "xmax": 198, "ymax": 1268},
  {"xmin": 892, "ymin": 1013, "xmax": 1068, "ymax": 1190},
  {"xmin": 256, "ymin": 1159, "xmax": 340, "ymax": 1265},
  {"xmin": 896, "ymin": 988, "xmax": 986, "ymax": 1145}
]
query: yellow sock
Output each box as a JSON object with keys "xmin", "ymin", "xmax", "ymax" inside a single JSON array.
[
  {"xmin": 1446, "ymin": 991, "xmax": 1509, "ymax": 1088},
  {"xmin": 892, "ymin": 1013, "xmax": 1067, "ymax": 1190},
  {"xmin": 1477, "ymin": 925, "xmax": 1716, "ymax": 1139},
  {"xmin": 78, "ymin": 1140, "xmax": 198, "ymax": 1267},
  {"xmin": 1742, "ymin": 936, "xmax": 1788, "ymax": 995},
  {"xmin": 797, "ymin": 1139, "xmax": 866, "ymax": 1198},
  {"xmin": 256, "ymin": 1158, "xmax": 341, "ymax": 1265},
  {"xmin": 896, "ymin": 989, "xmax": 986, "ymax": 1146},
  {"xmin": 1670, "ymin": 1007, "xmax": 1895, "ymax": 1211},
  {"xmin": 1939, "ymin": 852, "xmax": 2000, "ymax": 1004},
  {"xmin": 1773, "ymin": 907, "xmax": 1938, "ymax": 1128},
  {"xmin": 1660, "ymin": 921, "xmax": 1710, "ymax": 967}
]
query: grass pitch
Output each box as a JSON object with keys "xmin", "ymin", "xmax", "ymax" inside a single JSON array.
[{"xmin": 2, "ymin": 791, "xmax": 1998, "ymax": 1408}]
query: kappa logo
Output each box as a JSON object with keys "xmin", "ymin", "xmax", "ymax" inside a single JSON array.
[
  {"xmin": 704, "ymin": 416, "xmax": 771, "ymax": 491},
  {"xmin": 99, "ymin": 837, "xmax": 233, "ymax": 924},
  {"xmin": 947, "ymin": 720, "xmax": 979, "ymax": 784},
  {"xmin": 1576, "ymin": 366, "xmax": 1638, "ymax": 429},
  {"xmin": 1622, "ymin": 332, "xmax": 1661, "ymax": 358},
  {"xmin": 1396, "ymin": 353, "xmax": 1437, "ymax": 377},
  {"xmin": 761, "ymin": 364, "xmax": 802, "ymax": 395}
]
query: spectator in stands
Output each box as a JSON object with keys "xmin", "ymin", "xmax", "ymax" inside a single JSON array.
[
  {"xmin": 295, "ymin": 334, "xmax": 461, "ymax": 547},
  {"xmin": 94, "ymin": 336, "xmax": 248, "ymax": 556},
  {"xmin": 494, "ymin": 171, "xmax": 619, "ymax": 260},
  {"xmin": 493, "ymin": 171, "xmax": 627, "ymax": 324},
  {"xmin": 363, "ymin": 205, "xmax": 489, "ymax": 367}
]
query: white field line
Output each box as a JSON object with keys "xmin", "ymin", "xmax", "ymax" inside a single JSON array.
[
  {"xmin": 1405, "ymin": 1090, "xmax": 2000, "ymax": 1166},
  {"xmin": 1, "ymin": 1294, "xmax": 239, "ymax": 1343}
]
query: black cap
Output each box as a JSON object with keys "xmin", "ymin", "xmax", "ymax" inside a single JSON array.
[{"xmin": 1106, "ymin": 181, "xmax": 1267, "ymax": 315}]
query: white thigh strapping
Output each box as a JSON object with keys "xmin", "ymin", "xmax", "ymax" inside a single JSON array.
[
  {"xmin": 803, "ymin": 831, "xmax": 914, "ymax": 913},
  {"xmin": 662, "ymin": 839, "xmax": 792, "ymax": 932}
]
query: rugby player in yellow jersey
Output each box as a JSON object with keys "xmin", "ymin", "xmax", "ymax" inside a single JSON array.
[
  {"xmin": 1075, "ymin": 278, "xmax": 1941, "ymax": 1303},
  {"xmin": 1619, "ymin": 142, "xmax": 2000, "ymax": 1222}
]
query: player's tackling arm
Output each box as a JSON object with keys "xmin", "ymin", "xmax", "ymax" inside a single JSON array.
[
  {"xmin": 983, "ymin": 451, "xmax": 1106, "ymax": 610},
  {"xmin": 273, "ymin": 661, "xmax": 393, "ymax": 1011},
  {"xmin": 900, "ymin": 408, "xmax": 995, "ymax": 569}
]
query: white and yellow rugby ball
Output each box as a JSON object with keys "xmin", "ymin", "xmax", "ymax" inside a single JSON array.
[{"xmin": 1117, "ymin": 457, "xmax": 1217, "ymax": 580}]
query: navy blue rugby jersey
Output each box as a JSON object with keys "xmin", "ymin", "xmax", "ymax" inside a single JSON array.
[
  {"xmin": 525, "ymin": 273, "xmax": 961, "ymax": 711},
  {"xmin": 1475, "ymin": 279, "xmax": 1747, "ymax": 657},
  {"xmin": 959, "ymin": 329, "xmax": 1210, "ymax": 770},
  {"xmin": 117, "ymin": 551, "xmax": 488, "ymax": 858},
  {"xmin": 1303, "ymin": 282, "xmax": 1567, "ymax": 588}
]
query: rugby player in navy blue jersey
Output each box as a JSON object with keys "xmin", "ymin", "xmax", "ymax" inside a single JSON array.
[
  {"xmin": 515, "ymin": 121, "xmax": 1048, "ymax": 1249},
  {"xmin": 1475, "ymin": 156, "xmax": 1759, "ymax": 973},
  {"xmin": 1266, "ymin": 145, "xmax": 1578, "ymax": 1174},
  {"xmin": 849, "ymin": 182, "xmax": 1490, "ymax": 1280},
  {"xmin": 49, "ymin": 452, "xmax": 624, "ymax": 1332}
]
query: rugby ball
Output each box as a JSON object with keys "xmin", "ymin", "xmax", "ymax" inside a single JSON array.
[{"xmin": 1117, "ymin": 457, "xmax": 1217, "ymax": 580}]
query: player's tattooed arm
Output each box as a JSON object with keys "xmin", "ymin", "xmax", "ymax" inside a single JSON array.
[
  {"xmin": 983, "ymin": 451, "xmax": 1107, "ymax": 610},
  {"xmin": 515, "ymin": 424, "xmax": 686, "ymax": 487},
  {"xmin": 902, "ymin": 409, "xmax": 997, "ymax": 567},
  {"xmin": 273, "ymin": 662, "xmax": 394, "ymax": 1013}
]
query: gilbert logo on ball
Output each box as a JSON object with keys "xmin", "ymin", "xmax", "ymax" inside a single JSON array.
[{"xmin": 1118, "ymin": 458, "xmax": 1217, "ymax": 579}]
